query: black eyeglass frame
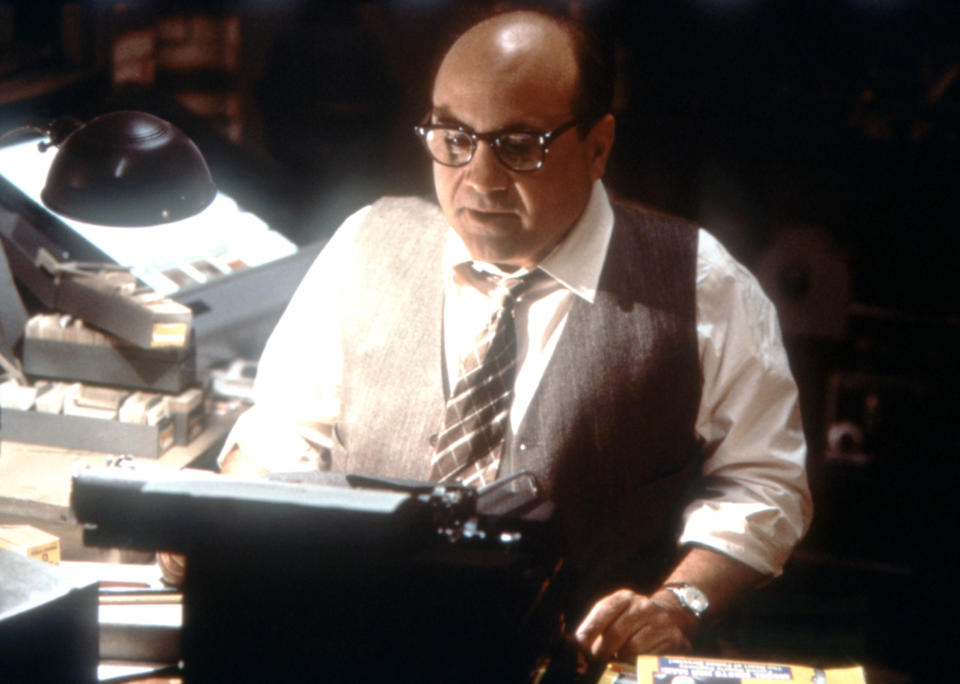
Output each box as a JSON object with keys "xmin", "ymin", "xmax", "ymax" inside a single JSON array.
[{"xmin": 413, "ymin": 118, "xmax": 583, "ymax": 172}]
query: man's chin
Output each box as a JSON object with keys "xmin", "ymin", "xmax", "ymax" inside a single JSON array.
[
  {"xmin": 459, "ymin": 236, "xmax": 537, "ymax": 269},
  {"xmin": 450, "ymin": 209, "xmax": 540, "ymax": 267}
]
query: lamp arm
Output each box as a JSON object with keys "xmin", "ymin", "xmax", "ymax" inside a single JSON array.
[
  {"xmin": 0, "ymin": 117, "xmax": 83, "ymax": 151},
  {"xmin": 0, "ymin": 125, "xmax": 49, "ymax": 147}
]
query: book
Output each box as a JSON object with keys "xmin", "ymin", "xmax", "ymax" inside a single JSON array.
[{"xmin": 629, "ymin": 655, "xmax": 866, "ymax": 684}]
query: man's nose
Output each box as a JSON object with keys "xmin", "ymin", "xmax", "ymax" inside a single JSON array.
[{"xmin": 464, "ymin": 141, "xmax": 510, "ymax": 192}]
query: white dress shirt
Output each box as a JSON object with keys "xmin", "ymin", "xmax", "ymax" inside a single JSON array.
[{"xmin": 225, "ymin": 181, "xmax": 812, "ymax": 577}]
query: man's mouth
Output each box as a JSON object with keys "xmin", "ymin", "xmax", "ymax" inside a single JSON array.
[
  {"xmin": 461, "ymin": 206, "xmax": 515, "ymax": 220},
  {"xmin": 458, "ymin": 207, "xmax": 520, "ymax": 230}
]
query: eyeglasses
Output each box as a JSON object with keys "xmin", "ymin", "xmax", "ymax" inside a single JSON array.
[{"xmin": 413, "ymin": 118, "xmax": 581, "ymax": 172}]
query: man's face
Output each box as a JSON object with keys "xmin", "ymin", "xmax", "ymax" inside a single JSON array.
[{"xmin": 430, "ymin": 20, "xmax": 613, "ymax": 269}]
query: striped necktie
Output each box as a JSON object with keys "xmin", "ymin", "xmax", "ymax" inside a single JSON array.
[{"xmin": 429, "ymin": 271, "xmax": 540, "ymax": 487}]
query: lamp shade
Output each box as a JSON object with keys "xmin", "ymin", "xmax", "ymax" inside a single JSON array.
[{"xmin": 41, "ymin": 111, "xmax": 217, "ymax": 226}]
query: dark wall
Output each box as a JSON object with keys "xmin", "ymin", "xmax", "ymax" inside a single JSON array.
[{"xmin": 3, "ymin": 2, "xmax": 956, "ymax": 306}]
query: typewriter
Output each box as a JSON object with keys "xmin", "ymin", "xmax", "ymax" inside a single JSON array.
[{"xmin": 72, "ymin": 466, "xmax": 596, "ymax": 683}]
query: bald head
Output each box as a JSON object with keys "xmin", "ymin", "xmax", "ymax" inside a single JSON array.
[
  {"xmin": 434, "ymin": 10, "xmax": 611, "ymax": 139},
  {"xmin": 436, "ymin": 12, "xmax": 581, "ymax": 121}
]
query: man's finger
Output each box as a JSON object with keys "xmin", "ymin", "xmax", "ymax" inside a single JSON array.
[
  {"xmin": 574, "ymin": 588, "xmax": 697, "ymax": 661},
  {"xmin": 622, "ymin": 627, "xmax": 691, "ymax": 658},
  {"xmin": 587, "ymin": 597, "xmax": 667, "ymax": 660},
  {"xmin": 158, "ymin": 551, "xmax": 186, "ymax": 587},
  {"xmin": 573, "ymin": 589, "xmax": 634, "ymax": 653}
]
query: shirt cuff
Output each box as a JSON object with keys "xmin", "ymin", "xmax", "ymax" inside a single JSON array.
[
  {"xmin": 678, "ymin": 500, "xmax": 807, "ymax": 577},
  {"xmin": 218, "ymin": 405, "xmax": 331, "ymax": 472}
]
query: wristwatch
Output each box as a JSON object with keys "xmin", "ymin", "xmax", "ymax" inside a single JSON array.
[{"xmin": 663, "ymin": 582, "xmax": 710, "ymax": 619}]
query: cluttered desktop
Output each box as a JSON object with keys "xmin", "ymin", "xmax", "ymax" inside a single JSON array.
[{"xmin": 0, "ymin": 103, "xmax": 872, "ymax": 684}]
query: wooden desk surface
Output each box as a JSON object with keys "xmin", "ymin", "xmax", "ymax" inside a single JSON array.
[
  {"xmin": 0, "ymin": 408, "xmax": 240, "ymax": 516},
  {"xmin": 0, "ymin": 406, "xmax": 242, "ymax": 561},
  {"xmin": 0, "ymin": 412, "xmax": 239, "ymax": 511}
]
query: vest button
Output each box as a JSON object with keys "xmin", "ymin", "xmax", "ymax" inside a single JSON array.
[{"xmin": 518, "ymin": 442, "xmax": 527, "ymax": 451}]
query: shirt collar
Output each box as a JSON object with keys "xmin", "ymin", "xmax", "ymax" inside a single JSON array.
[{"xmin": 443, "ymin": 180, "xmax": 614, "ymax": 303}]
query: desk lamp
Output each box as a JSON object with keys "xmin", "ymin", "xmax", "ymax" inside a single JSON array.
[
  {"xmin": 40, "ymin": 110, "xmax": 216, "ymax": 226},
  {"xmin": 0, "ymin": 111, "xmax": 215, "ymax": 377}
]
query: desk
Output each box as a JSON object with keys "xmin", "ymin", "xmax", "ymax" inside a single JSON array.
[
  {"xmin": 58, "ymin": 561, "xmax": 182, "ymax": 683},
  {"xmin": 0, "ymin": 406, "xmax": 240, "ymax": 560}
]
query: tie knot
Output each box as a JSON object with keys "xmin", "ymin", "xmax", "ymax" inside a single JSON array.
[{"xmin": 493, "ymin": 271, "xmax": 541, "ymax": 311}]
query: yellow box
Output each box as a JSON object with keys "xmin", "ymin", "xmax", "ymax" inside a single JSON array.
[
  {"xmin": 635, "ymin": 655, "xmax": 866, "ymax": 684},
  {"xmin": 0, "ymin": 524, "xmax": 61, "ymax": 564}
]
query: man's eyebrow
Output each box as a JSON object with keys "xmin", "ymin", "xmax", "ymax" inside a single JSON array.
[
  {"xmin": 429, "ymin": 107, "xmax": 465, "ymax": 126},
  {"xmin": 428, "ymin": 108, "xmax": 546, "ymax": 133}
]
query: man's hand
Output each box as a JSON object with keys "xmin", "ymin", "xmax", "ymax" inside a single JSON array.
[
  {"xmin": 220, "ymin": 445, "xmax": 269, "ymax": 477},
  {"xmin": 573, "ymin": 587, "xmax": 696, "ymax": 660},
  {"xmin": 573, "ymin": 547, "xmax": 765, "ymax": 661},
  {"xmin": 157, "ymin": 550, "xmax": 186, "ymax": 587}
]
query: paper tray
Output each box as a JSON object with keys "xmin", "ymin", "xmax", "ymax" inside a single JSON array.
[
  {"xmin": 2, "ymin": 408, "xmax": 173, "ymax": 459},
  {"xmin": 23, "ymin": 337, "xmax": 194, "ymax": 394}
]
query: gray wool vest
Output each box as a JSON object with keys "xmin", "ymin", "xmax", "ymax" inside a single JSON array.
[{"xmin": 332, "ymin": 195, "xmax": 702, "ymax": 608}]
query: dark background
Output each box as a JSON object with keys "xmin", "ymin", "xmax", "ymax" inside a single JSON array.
[{"xmin": 2, "ymin": 1, "xmax": 958, "ymax": 681}]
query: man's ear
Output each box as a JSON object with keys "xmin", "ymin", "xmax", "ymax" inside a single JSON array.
[{"xmin": 587, "ymin": 113, "xmax": 615, "ymax": 180}]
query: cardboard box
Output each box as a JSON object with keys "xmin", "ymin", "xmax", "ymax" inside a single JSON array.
[
  {"xmin": 3, "ymin": 407, "xmax": 174, "ymax": 459},
  {"xmin": 170, "ymin": 386, "xmax": 206, "ymax": 446},
  {"xmin": 0, "ymin": 525, "xmax": 61, "ymax": 564},
  {"xmin": 54, "ymin": 270, "xmax": 193, "ymax": 349},
  {"xmin": 23, "ymin": 337, "xmax": 195, "ymax": 394}
]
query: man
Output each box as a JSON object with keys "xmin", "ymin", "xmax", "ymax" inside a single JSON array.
[{"xmin": 215, "ymin": 9, "xmax": 811, "ymax": 662}]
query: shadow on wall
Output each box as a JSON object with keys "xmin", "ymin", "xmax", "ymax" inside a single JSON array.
[{"xmin": 252, "ymin": 4, "xmax": 406, "ymax": 245}]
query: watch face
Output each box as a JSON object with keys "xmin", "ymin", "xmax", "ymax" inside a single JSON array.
[
  {"xmin": 684, "ymin": 587, "xmax": 709, "ymax": 612},
  {"xmin": 674, "ymin": 585, "xmax": 709, "ymax": 615}
]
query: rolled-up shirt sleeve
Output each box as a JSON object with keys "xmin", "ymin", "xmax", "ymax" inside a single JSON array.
[
  {"xmin": 679, "ymin": 229, "xmax": 813, "ymax": 576},
  {"xmin": 218, "ymin": 206, "xmax": 370, "ymax": 472}
]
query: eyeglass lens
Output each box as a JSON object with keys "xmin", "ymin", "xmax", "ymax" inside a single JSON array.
[{"xmin": 421, "ymin": 128, "xmax": 544, "ymax": 171}]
